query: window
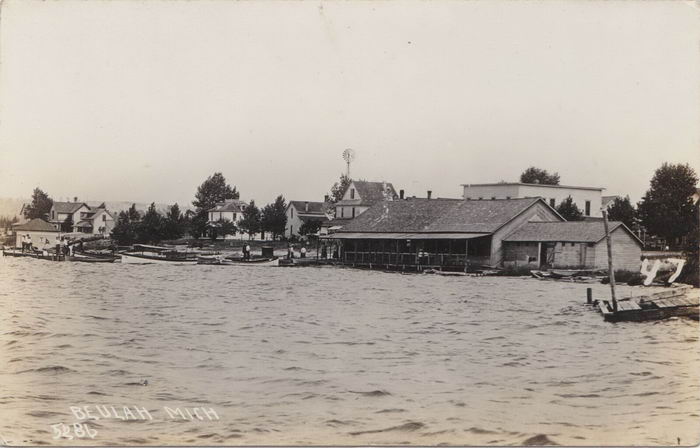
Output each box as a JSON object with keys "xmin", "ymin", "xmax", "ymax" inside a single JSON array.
[
  {"xmin": 549, "ymin": 198, "xmax": 555, "ymax": 207},
  {"xmin": 291, "ymin": 208, "xmax": 293, "ymax": 219},
  {"xmin": 341, "ymin": 208, "xmax": 345, "ymax": 218},
  {"xmin": 102, "ymin": 215, "xmax": 106, "ymax": 222},
  {"xmin": 350, "ymin": 188, "xmax": 355, "ymax": 199},
  {"xmin": 491, "ymin": 196, "xmax": 496, "ymax": 200},
  {"xmin": 506, "ymin": 196, "xmax": 511, "ymax": 199},
  {"xmin": 352, "ymin": 207, "xmax": 356, "ymax": 218},
  {"xmin": 571, "ymin": 242, "xmax": 575, "ymax": 247},
  {"xmin": 585, "ymin": 201, "xmax": 591, "ymax": 216}
]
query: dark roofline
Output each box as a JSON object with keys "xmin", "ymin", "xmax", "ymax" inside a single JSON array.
[
  {"xmin": 595, "ymin": 222, "xmax": 644, "ymax": 247},
  {"xmin": 461, "ymin": 182, "xmax": 604, "ymax": 191}
]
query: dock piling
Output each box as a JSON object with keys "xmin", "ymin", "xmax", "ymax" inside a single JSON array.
[{"xmin": 587, "ymin": 288, "xmax": 592, "ymax": 304}]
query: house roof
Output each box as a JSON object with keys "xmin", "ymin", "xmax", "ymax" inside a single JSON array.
[
  {"xmin": 14, "ymin": 218, "xmax": 59, "ymax": 232},
  {"xmin": 339, "ymin": 197, "xmax": 552, "ymax": 234},
  {"xmin": 208, "ymin": 199, "xmax": 247, "ymax": 213},
  {"xmin": 288, "ymin": 201, "xmax": 327, "ymax": 216},
  {"xmin": 461, "ymin": 182, "xmax": 604, "ymax": 191},
  {"xmin": 52, "ymin": 202, "xmax": 89, "ymax": 214},
  {"xmin": 503, "ymin": 221, "xmax": 643, "ymax": 245},
  {"xmin": 337, "ymin": 181, "xmax": 398, "ymax": 206}
]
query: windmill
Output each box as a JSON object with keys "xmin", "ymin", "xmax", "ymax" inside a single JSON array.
[{"xmin": 342, "ymin": 148, "xmax": 355, "ymax": 178}]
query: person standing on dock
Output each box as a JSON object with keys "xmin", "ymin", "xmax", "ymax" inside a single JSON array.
[
  {"xmin": 244, "ymin": 243, "xmax": 251, "ymax": 260},
  {"xmin": 20, "ymin": 234, "xmax": 26, "ymax": 253},
  {"xmin": 300, "ymin": 246, "xmax": 307, "ymax": 258},
  {"xmin": 55, "ymin": 235, "xmax": 61, "ymax": 258},
  {"xmin": 26, "ymin": 235, "xmax": 33, "ymax": 252}
]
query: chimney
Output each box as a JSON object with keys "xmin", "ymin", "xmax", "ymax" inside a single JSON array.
[
  {"xmin": 399, "ymin": 189, "xmax": 405, "ymax": 199},
  {"xmin": 305, "ymin": 201, "xmax": 309, "ymax": 212},
  {"xmin": 427, "ymin": 190, "xmax": 432, "ymax": 200},
  {"xmin": 73, "ymin": 196, "xmax": 78, "ymax": 203}
]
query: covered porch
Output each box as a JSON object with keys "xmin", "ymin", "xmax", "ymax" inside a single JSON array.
[{"xmin": 321, "ymin": 232, "xmax": 493, "ymax": 271}]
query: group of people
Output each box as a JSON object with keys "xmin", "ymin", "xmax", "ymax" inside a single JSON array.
[
  {"xmin": 287, "ymin": 245, "xmax": 307, "ymax": 259},
  {"xmin": 20, "ymin": 234, "xmax": 82, "ymax": 257}
]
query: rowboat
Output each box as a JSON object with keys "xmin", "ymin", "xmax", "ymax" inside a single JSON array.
[
  {"xmin": 120, "ymin": 244, "xmax": 197, "ymax": 265},
  {"xmin": 68, "ymin": 252, "xmax": 118, "ymax": 263},
  {"xmin": 220, "ymin": 256, "xmax": 279, "ymax": 267}
]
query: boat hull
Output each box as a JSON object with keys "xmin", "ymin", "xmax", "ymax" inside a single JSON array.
[
  {"xmin": 120, "ymin": 253, "xmax": 197, "ymax": 265},
  {"xmin": 220, "ymin": 257, "xmax": 279, "ymax": 267}
]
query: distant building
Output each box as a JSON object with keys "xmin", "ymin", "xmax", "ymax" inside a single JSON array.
[
  {"xmin": 323, "ymin": 197, "xmax": 563, "ymax": 269},
  {"xmin": 502, "ymin": 221, "xmax": 643, "ymax": 271},
  {"xmin": 49, "ymin": 201, "xmax": 115, "ymax": 235},
  {"xmin": 49, "ymin": 201, "xmax": 91, "ymax": 231},
  {"xmin": 461, "ymin": 183, "xmax": 604, "ymax": 217},
  {"xmin": 207, "ymin": 199, "xmax": 247, "ymax": 225},
  {"xmin": 335, "ymin": 180, "xmax": 398, "ymax": 220},
  {"xmin": 13, "ymin": 218, "xmax": 60, "ymax": 249},
  {"xmin": 285, "ymin": 201, "xmax": 330, "ymax": 239}
]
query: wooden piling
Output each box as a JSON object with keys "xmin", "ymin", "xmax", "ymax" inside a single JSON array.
[
  {"xmin": 587, "ymin": 288, "xmax": 592, "ymax": 304},
  {"xmin": 602, "ymin": 210, "xmax": 618, "ymax": 312}
]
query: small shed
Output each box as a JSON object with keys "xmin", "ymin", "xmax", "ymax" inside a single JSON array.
[
  {"xmin": 502, "ymin": 221, "xmax": 643, "ymax": 271},
  {"xmin": 13, "ymin": 218, "xmax": 60, "ymax": 249}
]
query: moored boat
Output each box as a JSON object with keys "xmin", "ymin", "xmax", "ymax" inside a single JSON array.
[
  {"xmin": 220, "ymin": 256, "xmax": 279, "ymax": 266},
  {"xmin": 120, "ymin": 244, "xmax": 197, "ymax": 265},
  {"xmin": 68, "ymin": 252, "xmax": 118, "ymax": 263}
]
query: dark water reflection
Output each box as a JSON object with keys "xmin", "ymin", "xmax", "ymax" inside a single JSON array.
[{"xmin": 0, "ymin": 256, "xmax": 698, "ymax": 445}]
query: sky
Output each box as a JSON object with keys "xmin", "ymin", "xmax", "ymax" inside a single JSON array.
[{"xmin": 1, "ymin": 0, "xmax": 698, "ymax": 207}]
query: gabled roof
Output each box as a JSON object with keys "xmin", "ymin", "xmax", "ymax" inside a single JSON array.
[
  {"xmin": 14, "ymin": 218, "xmax": 59, "ymax": 232},
  {"xmin": 338, "ymin": 181, "xmax": 398, "ymax": 206},
  {"xmin": 288, "ymin": 201, "xmax": 327, "ymax": 216},
  {"xmin": 52, "ymin": 202, "xmax": 89, "ymax": 214},
  {"xmin": 503, "ymin": 221, "xmax": 643, "ymax": 246},
  {"xmin": 208, "ymin": 199, "xmax": 247, "ymax": 213},
  {"xmin": 339, "ymin": 197, "xmax": 554, "ymax": 234}
]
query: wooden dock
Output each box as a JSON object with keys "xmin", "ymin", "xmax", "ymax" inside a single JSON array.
[{"xmin": 596, "ymin": 285, "xmax": 699, "ymax": 322}]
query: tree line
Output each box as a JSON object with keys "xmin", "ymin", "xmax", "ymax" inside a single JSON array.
[{"xmin": 110, "ymin": 172, "xmax": 289, "ymax": 245}]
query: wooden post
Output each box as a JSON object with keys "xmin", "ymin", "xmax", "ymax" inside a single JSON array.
[
  {"xmin": 602, "ymin": 210, "xmax": 618, "ymax": 312},
  {"xmin": 586, "ymin": 287, "xmax": 592, "ymax": 304},
  {"xmin": 464, "ymin": 239, "xmax": 469, "ymax": 272}
]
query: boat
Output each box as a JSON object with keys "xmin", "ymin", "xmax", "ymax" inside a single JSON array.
[
  {"xmin": 595, "ymin": 285, "xmax": 699, "ymax": 322},
  {"xmin": 68, "ymin": 252, "xmax": 118, "ymax": 263},
  {"xmin": 2, "ymin": 249, "xmax": 37, "ymax": 258},
  {"xmin": 220, "ymin": 256, "xmax": 279, "ymax": 266},
  {"xmin": 120, "ymin": 244, "xmax": 197, "ymax": 265},
  {"xmin": 197, "ymin": 254, "xmax": 226, "ymax": 265}
]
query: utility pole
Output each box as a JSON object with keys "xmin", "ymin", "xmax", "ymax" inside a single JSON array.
[{"xmin": 602, "ymin": 209, "xmax": 618, "ymax": 312}]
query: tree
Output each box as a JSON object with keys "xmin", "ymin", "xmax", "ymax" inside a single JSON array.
[
  {"xmin": 299, "ymin": 219, "xmax": 322, "ymax": 237},
  {"xmin": 24, "ymin": 188, "xmax": 54, "ymax": 220},
  {"xmin": 138, "ymin": 203, "xmax": 164, "ymax": 243},
  {"xmin": 192, "ymin": 172, "xmax": 239, "ymax": 211},
  {"xmin": 210, "ymin": 219, "xmax": 237, "ymax": 240},
  {"xmin": 607, "ymin": 196, "xmax": 637, "ymax": 229},
  {"xmin": 192, "ymin": 172, "xmax": 239, "ymax": 240},
  {"xmin": 556, "ymin": 196, "xmax": 584, "ymax": 221},
  {"xmin": 328, "ymin": 174, "xmax": 352, "ymax": 204},
  {"xmin": 163, "ymin": 203, "xmax": 186, "ymax": 240},
  {"xmin": 520, "ymin": 167, "xmax": 560, "ymax": 185},
  {"xmin": 637, "ymin": 163, "xmax": 698, "ymax": 247},
  {"xmin": 261, "ymin": 195, "xmax": 287, "ymax": 240},
  {"xmin": 61, "ymin": 214, "xmax": 74, "ymax": 233},
  {"xmin": 111, "ymin": 205, "xmax": 141, "ymax": 245},
  {"xmin": 238, "ymin": 200, "xmax": 261, "ymax": 239}
]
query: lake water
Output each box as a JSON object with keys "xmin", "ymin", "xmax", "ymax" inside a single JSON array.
[{"xmin": 0, "ymin": 256, "xmax": 698, "ymax": 446}]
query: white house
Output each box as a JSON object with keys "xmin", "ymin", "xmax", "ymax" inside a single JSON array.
[
  {"xmin": 49, "ymin": 201, "xmax": 91, "ymax": 231},
  {"xmin": 73, "ymin": 205, "xmax": 116, "ymax": 236},
  {"xmin": 335, "ymin": 180, "xmax": 398, "ymax": 220},
  {"xmin": 461, "ymin": 183, "xmax": 604, "ymax": 217},
  {"xmin": 207, "ymin": 199, "xmax": 247, "ymax": 225},
  {"xmin": 285, "ymin": 201, "xmax": 330, "ymax": 238}
]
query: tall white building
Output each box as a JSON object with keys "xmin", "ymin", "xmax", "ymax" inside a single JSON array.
[{"xmin": 461, "ymin": 183, "xmax": 604, "ymax": 217}]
